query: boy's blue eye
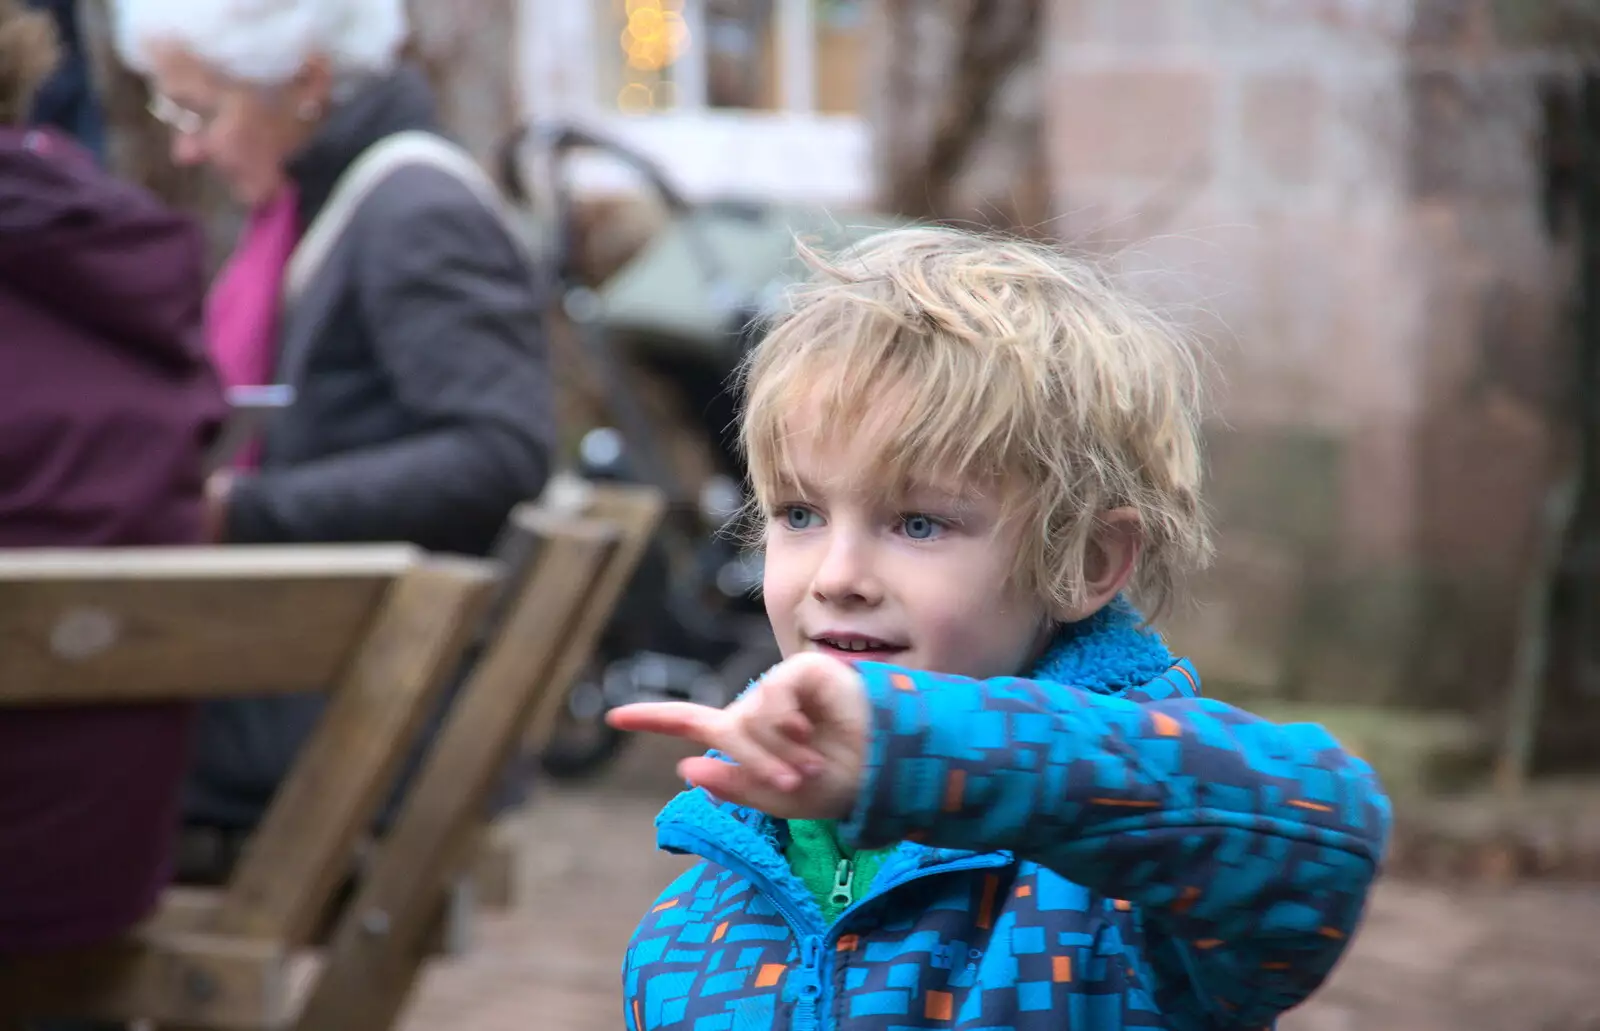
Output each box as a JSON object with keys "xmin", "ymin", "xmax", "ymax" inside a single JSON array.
[
  {"xmin": 783, "ymin": 506, "xmax": 819, "ymax": 530},
  {"xmin": 901, "ymin": 514, "xmax": 942, "ymax": 540}
]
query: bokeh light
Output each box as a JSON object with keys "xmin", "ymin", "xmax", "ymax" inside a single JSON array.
[
  {"xmin": 616, "ymin": 0, "xmax": 692, "ymax": 107},
  {"xmin": 616, "ymin": 82, "xmax": 656, "ymax": 113}
]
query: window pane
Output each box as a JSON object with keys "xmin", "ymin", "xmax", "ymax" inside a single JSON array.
[
  {"xmin": 815, "ymin": 0, "xmax": 864, "ymax": 114},
  {"xmin": 706, "ymin": 0, "xmax": 778, "ymax": 110},
  {"xmin": 596, "ymin": 0, "xmax": 695, "ymax": 113},
  {"xmin": 592, "ymin": 0, "xmax": 865, "ymax": 115}
]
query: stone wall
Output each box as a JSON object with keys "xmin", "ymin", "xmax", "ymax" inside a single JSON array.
[
  {"xmin": 1402, "ymin": 0, "xmax": 1573, "ymax": 711},
  {"xmin": 1045, "ymin": 0, "xmax": 1572, "ymax": 714}
]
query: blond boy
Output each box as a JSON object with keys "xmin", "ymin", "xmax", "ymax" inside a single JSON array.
[{"xmin": 611, "ymin": 227, "xmax": 1389, "ymax": 1031}]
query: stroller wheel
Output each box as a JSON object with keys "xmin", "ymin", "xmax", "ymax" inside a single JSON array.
[{"xmin": 538, "ymin": 666, "xmax": 630, "ymax": 780}]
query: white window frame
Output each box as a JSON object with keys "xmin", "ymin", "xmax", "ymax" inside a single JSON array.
[{"xmin": 516, "ymin": 0, "xmax": 872, "ymax": 206}]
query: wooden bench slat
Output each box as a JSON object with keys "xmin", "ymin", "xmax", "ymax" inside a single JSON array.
[
  {"xmin": 0, "ymin": 544, "xmax": 421, "ymax": 579},
  {"xmin": 292, "ymin": 516, "xmax": 617, "ymax": 1031},
  {"xmin": 0, "ymin": 930, "xmax": 289, "ymax": 1029},
  {"xmin": 0, "ymin": 547, "xmax": 486, "ymax": 704},
  {"xmin": 204, "ymin": 559, "xmax": 497, "ymax": 948},
  {"xmin": 0, "ymin": 577, "xmax": 388, "ymax": 702},
  {"xmin": 147, "ymin": 886, "xmax": 222, "ymax": 935},
  {"xmin": 522, "ymin": 485, "xmax": 666, "ymax": 749}
]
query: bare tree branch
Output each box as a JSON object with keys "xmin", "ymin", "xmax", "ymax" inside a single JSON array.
[
  {"xmin": 875, "ymin": 0, "xmax": 1046, "ymax": 222},
  {"xmin": 403, "ymin": 0, "xmax": 517, "ymax": 167}
]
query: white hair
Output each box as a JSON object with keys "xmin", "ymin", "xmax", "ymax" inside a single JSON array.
[{"xmin": 112, "ymin": 0, "xmax": 409, "ymax": 85}]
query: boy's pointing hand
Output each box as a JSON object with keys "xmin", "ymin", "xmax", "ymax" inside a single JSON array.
[{"xmin": 606, "ymin": 652, "xmax": 870, "ymax": 820}]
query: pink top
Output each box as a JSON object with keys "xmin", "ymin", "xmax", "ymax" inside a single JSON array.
[{"xmin": 204, "ymin": 186, "xmax": 301, "ymax": 467}]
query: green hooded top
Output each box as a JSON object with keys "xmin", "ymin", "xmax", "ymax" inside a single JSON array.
[{"xmin": 784, "ymin": 819, "xmax": 897, "ymax": 924}]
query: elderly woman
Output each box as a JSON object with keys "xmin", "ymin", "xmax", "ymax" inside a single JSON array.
[{"xmin": 114, "ymin": 0, "xmax": 555, "ymax": 842}]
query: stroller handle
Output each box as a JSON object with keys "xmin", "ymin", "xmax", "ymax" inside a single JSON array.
[
  {"xmin": 498, "ymin": 121, "xmax": 692, "ymax": 214},
  {"xmin": 496, "ymin": 120, "xmax": 733, "ymax": 292}
]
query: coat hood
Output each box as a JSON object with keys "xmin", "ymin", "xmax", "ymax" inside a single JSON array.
[{"xmin": 0, "ymin": 127, "xmax": 209, "ymax": 373}]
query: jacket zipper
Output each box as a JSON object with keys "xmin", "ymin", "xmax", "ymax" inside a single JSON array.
[
  {"xmin": 659, "ymin": 825, "xmax": 1010, "ymax": 1031},
  {"xmin": 658, "ymin": 828, "xmax": 827, "ymax": 1031},
  {"xmin": 830, "ymin": 859, "xmax": 855, "ymax": 909},
  {"xmin": 832, "ymin": 854, "xmax": 1008, "ymax": 932},
  {"xmin": 792, "ymin": 935, "xmax": 824, "ymax": 1031},
  {"xmin": 802, "ymin": 854, "xmax": 1008, "ymax": 1031}
]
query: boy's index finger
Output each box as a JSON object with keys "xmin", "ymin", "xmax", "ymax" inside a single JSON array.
[{"xmin": 606, "ymin": 701, "xmax": 727, "ymax": 748}]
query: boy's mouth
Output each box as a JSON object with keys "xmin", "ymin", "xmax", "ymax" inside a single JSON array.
[{"xmin": 809, "ymin": 633, "xmax": 908, "ymax": 661}]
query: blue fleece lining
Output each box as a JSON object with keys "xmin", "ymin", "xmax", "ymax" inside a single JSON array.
[
  {"xmin": 1031, "ymin": 597, "xmax": 1172, "ymax": 696},
  {"xmin": 656, "ymin": 787, "xmax": 828, "ymax": 932}
]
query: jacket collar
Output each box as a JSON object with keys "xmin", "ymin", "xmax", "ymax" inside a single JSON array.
[{"xmin": 285, "ymin": 63, "xmax": 439, "ymax": 227}]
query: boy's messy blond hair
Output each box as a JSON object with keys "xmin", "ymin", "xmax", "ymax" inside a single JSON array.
[{"xmin": 739, "ymin": 226, "xmax": 1212, "ymax": 618}]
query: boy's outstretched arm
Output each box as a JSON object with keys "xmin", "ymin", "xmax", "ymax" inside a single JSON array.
[{"xmin": 841, "ymin": 662, "xmax": 1391, "ymax": 1031}]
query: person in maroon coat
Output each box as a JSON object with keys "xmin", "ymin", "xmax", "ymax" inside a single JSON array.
[{"xmin": 0, "ymin": 0, "xmax": 224, "ymax": 954}]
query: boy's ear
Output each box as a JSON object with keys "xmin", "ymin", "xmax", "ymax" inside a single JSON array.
[{"xmin": 1056, "ymin": 508, "xmax": 1142, "ymax": 622}]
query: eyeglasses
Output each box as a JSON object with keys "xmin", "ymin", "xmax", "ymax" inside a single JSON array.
[{"xmin": 146, "ymin": 94, "xmax": 213, "ymax": 136}]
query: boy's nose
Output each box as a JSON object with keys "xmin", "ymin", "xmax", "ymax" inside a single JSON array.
[{"xmin": 809, "ymin": 533, "xmax": 883, "ymax": 607}]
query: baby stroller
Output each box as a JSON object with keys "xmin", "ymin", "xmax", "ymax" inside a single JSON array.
[{"xmin": 498, "ymin": 121, "xmax": 901, "ymax": 777}]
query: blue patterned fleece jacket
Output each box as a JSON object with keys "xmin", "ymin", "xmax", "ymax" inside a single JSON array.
[{"xmin": 623, "ymin": 604, "xmax": 1391, "ymax": 1031}]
